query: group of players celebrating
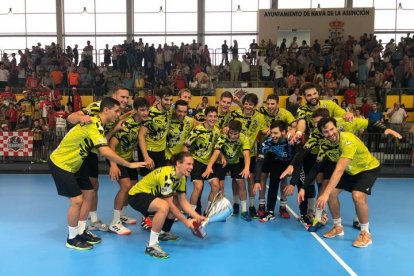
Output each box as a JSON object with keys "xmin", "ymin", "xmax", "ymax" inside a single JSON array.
[{"xmin": 49, "ymin": 83, "xmax": 401, "ymax": 259}]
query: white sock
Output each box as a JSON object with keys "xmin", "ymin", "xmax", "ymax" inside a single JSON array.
[
  {"xmin": 280, "ymin": 200, "xmax": 287, "ymax": 208},
  {"xmin": 315, "ymin": 208, "xmax": 323, "ymax": 221},
  {"xmin": 249, "ymin": 197, "xmax": 255, "ymax": 207},
  {"xmin": 333, "ymin": 218, "xmax": 342, "ymax": 227},
  {"xmin": 89, "ymin": 211, "xmax": 98, "ymax": 223},
  {"xmin": 68, "ymin": 226, "xmax": 78, "ymax": 239},
  {"xmin": 112, "ymin": 209, "xmax": 122, "ymax": 224},
  {"xmin": 259, "ymin": 198, "xmax": 265, "ymax": 206},
  {"xmin": 241, "ymin": 200, "xmax": 247, "ymax": 212},
  {"xmin": 307, "ymin": 198, "xmax": 316, "ymax": 213},
  {"xmin": 233, "ymin": 197, "xmax": 239, "ymax": 205},
  {"xmin": 149, "ymin": 230, "xmax": 160, "ymax": 246},
  {"xmin": 78, "ymin": 220, "xmax": 86, "ymax": 234},
  {"xmin": 360, "ymin": 223, "xmax": 370, "ymax": 233}
]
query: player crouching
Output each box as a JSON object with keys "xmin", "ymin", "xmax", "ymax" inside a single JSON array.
[{"xmin": 128, "ymin": 152, "xmax": 206, "ymax": 259}]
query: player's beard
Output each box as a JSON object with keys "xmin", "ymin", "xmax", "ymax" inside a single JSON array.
[{"xmin": 307, "ymin": 98, "xmax": 319, "ymax": 107}]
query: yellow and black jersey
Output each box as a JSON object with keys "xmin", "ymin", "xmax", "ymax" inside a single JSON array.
[
  {"xmin": 17, "ymin": 98, "xmax": 34, "ymax": 116},
  {"xmin": 336, "ymin": 117, "xmax": 368, "ymax": 135},
  {"xmin": 142, "ymin": 105, "xmax": 170, "ymax": 151},
  {"xmin": 82, "ymin": 100, "xmax": 101, "ymax": 117},
  {"xmin": 214, "ymin": 132, "xmax": 250, "ymax": 164},
  {"xmin": 229, "ymin": 109, "xmax": 268, "ymax": 156},
  {"xmin": 296, "ymin": 100, "xmax": 346, "ymax": 138},
  {"xmin": 185, "ymin": 124, "xmax": 220, "ymax": 165},
  {"xmin": 256, "ymin": 106, "xmax": 296, "ymax": 127},
  {"xmin": 128, "ymin": 166, "xmax": 186, "ymax": 197},
  {"xmin": 113, "ymin": 115, "xmax": 141, "ymax": 161},
  {"xmin": 50, "ymin": 116, "xmax": 107, "ymax": 173},
  {"xmin": 166, "ymin": 116, "xmax": 194, "ymax": 160}
]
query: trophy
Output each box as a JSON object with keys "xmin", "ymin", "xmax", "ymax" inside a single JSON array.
[{"xmin": 192, "ymin": 192, "xmax": 233, "ymax": 239}]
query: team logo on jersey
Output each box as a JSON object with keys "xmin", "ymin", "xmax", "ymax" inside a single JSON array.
[{"xmin": 7, "ymin": 136, "xmax": 24, "ymax": 151}]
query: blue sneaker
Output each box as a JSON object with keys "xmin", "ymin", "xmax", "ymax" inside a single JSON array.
[
  {"xmin": 241, "ymin": 211, "xmax": 252, "ymax": 221},
  {"xmin": 308, "ymin": 221, "xmax": 324, "ymax": 232}
]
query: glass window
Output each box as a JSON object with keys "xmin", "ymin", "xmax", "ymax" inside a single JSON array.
[
  {"xmin": 26, "ymin": 0, "xmax": 56, "ymax": 13},
  {"xmin": 234, "ymin": 0, "xmax": 259, "ymax": 12},
  {"xmin": 205, "ymin": 12, "xmax": 231, "ymax": 33},
  {"xmin": 375, "ymin": 33, "xmax": 397, "ymax": 45},
  {"xmin": 0, "ymin": 14, "xmax": 25, "ymax": 34},
  {"xmin": 64, "ymin": 0, "xmax": 95, "ymax": 13},
  {"xmin": 135, "ymin": 13, "xmax": 165, "ymax": 33},
  {"xmin": 204, "ymin": 35, "xmax": 231, "ymax": 64},
  {"xmin": 96, "ymin": 14, "xmax": 127, "ymax": 33},
  {"xmin": 26, "ymin": 14, "xmax": 57, "ymax": 33},
  {"xmin": 353, "ymin": 0, "xmax": 374, "ymax": 8},
  {"xmin": 64, "ymin": 36, "xmax": 97, "ymax": 61},
  {"xmin": 310, "ymin": 0, "xmax": 345, "ymax": 8},
  {"xmin": 259, "ymin": 0, "xmax": 271, "ymax": 9},
  {"xmin": 3, "ymin": 0, "xmax": 25, "ymax": 14},
  {"xmin": 232, "ymin": 12, "xmax": 257, "ymax": 32},
  {"xmin": 278, "ymin": 0, "xmax": 310, "ymax": 9},
  {"xmin": 96, "ymin": 0, "xmax": 126, "ymax": 13},
  {"xmin": 375, "ymin": 10, "xmax": 396, "ymax": 30},
  {"xmin": 166, "ymin": 0, "xmax": 197, "ymax": 12},
  {"xmin": 0, "ymin": 37, "xmax": 26, "ymax": 52},
  {"xmin": 396, "ymin": 10, "xmax": 414, "ymax": 30},
  {"xmin": 231, "ymin": 35, "xmax": 257, "ymax": 56},
  {"xmin": 134, "ymin": 0, "xmax": 164, "ymax": 13},
  {"xmin": 64, "ymin": 14, "xmax": 95, "ymax": 33},
  {"xmin": 373, "ymin": 0, "xmax": 397, "ymax": 9},
  {"xmin": 26, "ymin": 37, "xmax": 58, "ymax": 49},
  {"xmin": 166, "ymin": 13, "xmax": 197, "ymax": 33},
  {"xmin": 165, "ymin": 35, "xmax": 197, "ymax": 46},
  {"xmin": 206, "ymin": 0, "xmax": 231, "ymax": 12},
  {"xmin": 399, "ymin": 0, "xmax": 414, "ymax": 9}
]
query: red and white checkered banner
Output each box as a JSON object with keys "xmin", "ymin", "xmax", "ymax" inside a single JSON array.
[{"xmin": 0, "ymin": 131, "xmax": 33, "ymax": 157}]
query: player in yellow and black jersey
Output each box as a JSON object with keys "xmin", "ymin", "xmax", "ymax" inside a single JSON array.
[
  {"xmin": 49, "ymin": 97, "xmax": 146, "ymax": 251},
  {"xmin": 203, "ymin": 120, "xmax": 251, "ymax": 221},
  {"xmin": 313, "ymin": 117, "xmax": 400, "ymax": 248},
  {"xmin": 228, "ymin": 93, "xmax": 269, "ymax": 218},
  {"xmin": 195, "ymin": 91, "xmax": 234, "ymax": 130},
  {"xmin": 107, "ymin": 97, "xmax": 150, "ymax": 235},
  {"xmin": 128, "ymin": 152, "xmax": 206, "ymax": 259},
  {"xmin": 138, "ymin": 87, "xmax": 173, "ymax": 176},
  {"xmin": 185, "ymin": 106, "xmax": 221, "ymax": 214},
  {"xmin": 166, "ymin": 100, "xmax": 195, "ymax": 161}
]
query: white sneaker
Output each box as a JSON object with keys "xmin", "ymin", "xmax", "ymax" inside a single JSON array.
[
  {"xmin": 88, "ymin": 220, "xmax": 109, "ymax": 232},
  {"xmin": 109, "ymin": 222, "xmax": 132, "ymax": 235},
  {"xmin": 120, "ymin": 215, "xmax": 137, "ymax": 225}
]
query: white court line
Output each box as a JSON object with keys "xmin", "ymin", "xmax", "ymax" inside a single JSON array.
[{"xmin": 280, "ymin": 197, "xmax": 358, "ymax": 276}]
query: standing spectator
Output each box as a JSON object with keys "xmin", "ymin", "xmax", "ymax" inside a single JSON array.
[
  {"xmin": 103, "ymin": 44, "xmax": 112, "ymax": 67},
  {"xmin": 261, "ymin": 58, "xmax": 271, "ymax": 84},
  {"xmin": 67, "ymin": 87, "xmax": 82, "ymax": 112},
  {"xmin": 221, "ymin": 40, "xmax": 229, "ymax": 65},
  {"xmin": 67, "ymin": 67, "xmax": 80, "ymax": 87},
  {"xmin": 54, "ymin": 105, "xmax": 68, "ymax": 143},
  {"xmin": 373, "ymin": 68, "xmax": 384, "ymax": 103},
  {"xmin": 25, "ymin": 72, "xmax": 40, "ymax": 91},
  {"xmin": 343, "ymin": 83, "xmax": 357, "ymax": 108},
  {"xmin": 273, "ymin": 59, "xmax": 284, "ymax": 88},
  {"xmin": 229, "ymin": 55, "xmax": 241, "ymax": 86},
  {"xmin": 17, "ymin": 90, "xmax": 34, "ymax": 127},
  {"xmin": 50, "ymin": 66, "xmax": 63, "ymax": 88},
  {"xmin": 73, "ymin": 44, "xmax": 79, "ymax": 66},
  {"xmin": 241, "ymin": 55, "xmax": 251, "ymax": 86},
  {"xmin": 82, "ymin": 41, "xmax": 94, "ymax": 69},
  {"xmin": 367, "ymin": 102, "xmax": 383, "ymax": 151},
  {"xmin": 5, "ymin": 102, "xmax": 19, "ymax": 130},
  {"xmin": 359, "ymin": 98, "xmax": 370, "ymax": 118},
  {"xmin": 0, "ymin": 64, "xmax": 10, "ymax": 89},
  {"xmin": 358, "ymin": 60, "xmax": 368, "ymax": 97},
  {"xmin": 387, "ymin": 102, "xmax": 407, "ymax": 134}
]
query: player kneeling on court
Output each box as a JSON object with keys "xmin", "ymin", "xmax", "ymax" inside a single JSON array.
[{"xmin": 128, "ymin": 152, "xmax": 206, "ymax": 259}]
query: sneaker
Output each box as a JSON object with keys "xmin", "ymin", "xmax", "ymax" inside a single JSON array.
[
  {"xmin": 308, "ymin": 220, "xmax": 324, "ymax": 232},
  {"xmin": 232, "ymin": 203, "xmax": 240, "ymax": 216},
  {"xmin": 66, "ymin": 235, "xmax": 93, "ymax": 250},
  {"xmin": 39, "ymin": 159, "xmax": 47, "ymax": 163},
  {"xmin": 30, "ymin": 161, "xmax": 36, "ymax": 164},
  {"xmin": 259, "ymin": 211, "xmax": 275, "ymax": 222},
  {"xmin": 279, "ymin": 206, "xmax": 290, "ymax": 219},
  {"xmin": 141, "ymin": 216, "xmax": 152, "ymax": 231},
  {"xmin": 109, "ymin": 222, "xmax": 132, "ymax": 235},
  {"xmin": 145, "ymin": 242, "xmax": 169, "ymax": 259},
  {"xmin": 88, "ymin": 220, "xmax": 109, "ymax": 232},
  {"xmin": 298, "ymin": 214, "xmax": 312, "ymax": 226},
  {"xmin": 352, "ymin": 231, "xmax": 372, "ymax": 248},
  {"xmin": 159, "ymin": 231, "xmax": 180, "ymax": 241},
  {"xmin": 120, "ymin": 215, "xmax": 137, "ymax": 225},
  {"xmin": 240, "ymin": 211, "xmax": 252, "ymax": 221},
  {"xmin": 78, "ymin": 230, "xmax": 102, "ymax": 244},
  {"xmin": 249, "ymin": 206, "xmax": 257, "ymax": 219},
  {"xmin": 323, "ymin": 225, "xmax": 344, "ymax": 239},
  {"xmin": 257, "ymin": 205, "xmax": 266, "ymax": 218},
  {"xmin": 353, "ymin": 220, "xmax": 361, "ymax": 230}
]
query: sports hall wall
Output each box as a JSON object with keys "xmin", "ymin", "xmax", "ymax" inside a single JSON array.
[{"xmin": 258, "ymin": 8, "xmax": 375, "ymax": 45}]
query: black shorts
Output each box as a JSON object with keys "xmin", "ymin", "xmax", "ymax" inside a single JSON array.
[
  {"xmin": 191, "ymin": 159, "xmax": 217, "ymax": 181},
  {"xmin": 48, "ymin": 158, "xmax": 93, "ymax": 198},
  {"xmin": 303, "ymin": 153, "xmax": 317, "ymax": 175},
  {"xmin": 239, "ymin": 156, "xmax": 256, "ymax": 174},
  {"xmin": 336, "ymin": 167, "xmax": 380, "ymax": 195},
  {"xmin": 106, "ymin": 160, "xmax": 138, "ymax": 180},
  {"xmin": 261, "ymin": 153, "xmax": 274, "ymax": 174},
  {"xmin": 128, "ymin": 193, "xmax": 157, "ymax": 215},
  {"xmin": 322, "ymin": 160, "xmax": 337, "ymax": 180},
  {"xmin": 78, "ymin": 152, "xmax": 99, "ymax": 179},
  {"xmin": 139, "ymin": 150, "xmax": 167, "ymax": 177},
  {"xmin": 216, "ymin": 162, "xmax": 244, "ymax": 181}
]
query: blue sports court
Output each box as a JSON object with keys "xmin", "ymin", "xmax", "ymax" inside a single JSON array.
[{"xmin": 0, "ymin": 174, "xmax": 412, "ymax": 275}]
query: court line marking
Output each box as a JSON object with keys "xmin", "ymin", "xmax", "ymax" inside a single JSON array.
[{"xmin": 280, "ymin": 197, "xmax": 358, "ymax": 276}]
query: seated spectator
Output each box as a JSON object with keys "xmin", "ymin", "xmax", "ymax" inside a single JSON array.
[
  {"xmin": 196, "ymin": 96, "xmax": 209, "ymax": 111},
  {"xmin": 25, "ymin": 72, "xmax": 39, "ymax": 91},
  {"xmin": 340, "ymin": 100, "xmax": 350, "ymax": 112},
  {"xmin": 174, "ymin": 70, "xmax": 187, "ymax": 90},
  {"xmin": 50, "ymin": 66, "xmax": 63, "ymax": 88},
  {"xmin": 343, "ymin": 83, "xmax": 357, "ymax": 107},
  {"xmin": 15, "ymin": 113, "xmax": 30, "ymax": 131}
]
